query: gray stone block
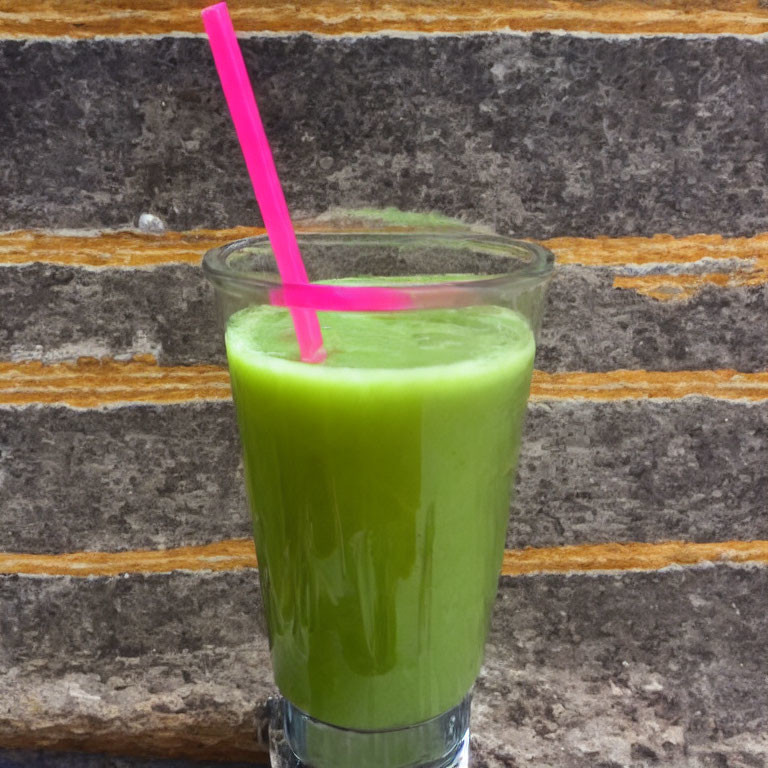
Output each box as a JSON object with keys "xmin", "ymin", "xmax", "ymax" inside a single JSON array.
[
  {"xmin": 0, "ymin": 571, "xmax": 263, "ymax": 665},
  {"xmin": 477, "ymin": 566, "xmax": 768, "ymax": 767},
  {"xmin": 2, "ymin": 565, "xmax": 767, "ymax": 766},
  {"xmin": 510, "ymin": 398, "xmax": 768, "ymax": 548},
  {"xmin": 1, "ymin": 397, "xmax": 765, "ymax": 554},
  {"xmin": 0, "ymin": 571, "xmax": 273, "ymax": 760},
  {"xmin": 1, "ymin": 35, "xmax": 767, "ymax": 237},
  {"xmin": 0, "ymin": 264, "xmax": 223, "ymax": 366},
  {"xmin": 0, "ymin": 403, "xmax": 249, "ymax": 554},
  {"xmin": 2, "ymin": 263, "xmax": 766, "ymax": 372},
  {"xmin": 539, "ymin": 267, "xmax": 768, "ymax": 373}
]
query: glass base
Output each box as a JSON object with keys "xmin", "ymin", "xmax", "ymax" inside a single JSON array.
[{"xmin": 269, "ymin": 695, "xmax": 471, "ymax": 768}]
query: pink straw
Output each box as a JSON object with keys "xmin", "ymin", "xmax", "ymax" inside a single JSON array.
[
  {"xmin": 271, "ymin": 283, "xmax": 414, "ymax": 312},
  {"xmin": 201, "ymin": 2, "xmax": 325, "ymax": 363},
  {"xmin": 265, "ymin": 283, "xmax": 493, "ymax": 313}
]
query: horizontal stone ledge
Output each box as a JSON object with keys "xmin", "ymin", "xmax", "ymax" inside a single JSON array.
[
  {"xmin": 1, "ymin": 566, "xmax": 766, "ymax": 766},
  {"xmin": 3, "ymin": 229, "xmax": 768, "ymax": 269},
  {"xmin": 2, "ymin": 264, "xmax": 766, "ymax": 371},
  {"xmin": 0, "ymin": 572, "xmax": 273, "ymax": 764},
  {"xmin": 0, "ymin": 398, "xmax": 765, "ymax": 553},
  {"xmin": 2, "ymin": 36, "xmax": 768, "ymax": 237},
  {"xmin": 0, "ymin": 656, "xmax": 273, "ymax": 763},
  {"xmin": 2, "ymin": 359, "xmax": 768, "ymax": 407},
  {"xmin": 0, "ymin": 540, "xmax": 259, "ymax": 578},
  {"xmin": 613, "ymin": 271, "xmax": 767, "ymax": 302},
  {"xmin": 3, "ymin": 0, "xmax": 768, "ymax": 38},
  {"xmin": 0, "ymin": 228, "xmax": 262, "ymax": 269},
  {"xmin": 2, "ymin": 538, "xmax": 768, "ymax": 579}
]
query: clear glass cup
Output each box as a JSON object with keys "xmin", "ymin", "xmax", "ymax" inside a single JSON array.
[{"xmin": 203, "ymin": 216, "xmax": 554, "ymax": 768}]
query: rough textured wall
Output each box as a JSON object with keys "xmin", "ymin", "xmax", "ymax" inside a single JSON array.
[{"xmin": 0, "ymin": 2, "xmax": 767, "ymax": 767}]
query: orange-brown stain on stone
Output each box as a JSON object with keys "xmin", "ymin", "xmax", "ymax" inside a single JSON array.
[
  {"xmin": 3, "ymin": 538, "xmax": 767, "ymax": 578},
  {"xmin": 3, "ymin": 359, "xmax": 768, "ymax": 406},
  {"xmin": 0, "ymin": 228, "xmax": 264, "ymax": 268},
  {"xmin": 0, "ymin": 356, "xmax": 232, "ymax": 406},
  {"xmin": 5, "ymin": 230, "xmax": 768, "ymax": 273},
  {"xmin": 531, "ymin": 369, "xmax": 768, "ymax": 401},
  {"xmin": 612, "ymin": 270, "xmax": 768, "ymax": 301},
  {"xmin": 542, "ymin": 232, "xmax": 768, "ymax": 266},
  {"xmin": 0, "ymin": 224, "xmax": 419, "ymax": 267},
  {"xmin": 2, "ymin": 0, "xmax": 768, "ymax": 37},
  {"xmin": 543, "ymin": 232, "xmax": 768, "ymax": 301},
  {"xmin": 502, "ymin": 539, "xmax": 768, "ymax": 575},
  {"xmin": 0, "ymin": 539, "xmax": 258, "ymax": 577}
]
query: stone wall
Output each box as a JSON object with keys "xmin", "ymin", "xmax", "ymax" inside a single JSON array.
[{"xmin": 1, "ymin": 2, "xmax": 767, "ymax": 767}]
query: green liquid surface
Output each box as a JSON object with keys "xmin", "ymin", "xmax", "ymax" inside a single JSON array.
[{"xmin": 226, "ymin": 304, "xmax": 535, "ymax": 730}]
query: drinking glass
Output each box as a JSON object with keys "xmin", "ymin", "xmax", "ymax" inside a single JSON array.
[{"xmin": 203, "ymin": 218, "xmax": 553, "ymax": 768}]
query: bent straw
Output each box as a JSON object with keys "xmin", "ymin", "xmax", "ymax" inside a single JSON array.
[
  {"xmin": 270, "ymin": 283, "xmax": 462, "ymax": 312},
  {"xmin": 201, "ymin": 2, "xmax": 325, "ymax": 363}
]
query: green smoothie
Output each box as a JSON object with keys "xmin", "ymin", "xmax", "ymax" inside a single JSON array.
[{"xmin": 226, "ymin": 302, "xmax": 535, "ymax": 730}]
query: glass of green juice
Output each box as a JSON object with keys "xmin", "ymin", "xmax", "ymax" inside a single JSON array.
[{"xmin": 203, "ymin": 218, "xmax": 553, "ymax": 768}]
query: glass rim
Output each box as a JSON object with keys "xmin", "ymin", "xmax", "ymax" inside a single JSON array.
[{"xmin": 202, "ymin": 230, "xmax": 555, "ymax": 295}]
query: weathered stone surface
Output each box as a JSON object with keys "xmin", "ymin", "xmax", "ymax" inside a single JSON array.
[
  {"xmin": 3, "ymin": 263, "xmax": 766, "ymax": 372},
  {"xmin": 510, "ymin": 398, "xmax": 768, "ymax": 548},
  {"xmin": 0, "ymin": 35, "xmax": 767, "ymax": 237},
  {"xmin": 0, "ymin": 264, "xmax": 223, "ymax": 366},
  {"xmin": 476, "ymin": 566, "xmax": 768, "ymax": 767},
  {"xmin": 0, "ymin": 571, "xmax": 265, "ymax": 667},
  {"xmin": 2, "ymin": 397, "xmax": 765, "ymax": 553},
  {"xmin": 0, "ymin": 403, "xmax": 249, "ymax": 554},
  {"xmin": 539, "ymin": 266, "xmax": 768, "ymax": 373},
  {"xmin": 1, "ymin": 566, "xmax": 767, "ymax": 766},
  {"xmin": 0, "ymin": 572, "xmax": 273, "ymax": 761}
]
